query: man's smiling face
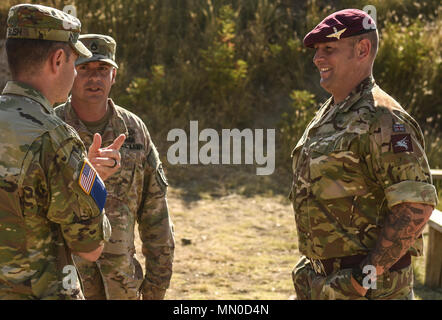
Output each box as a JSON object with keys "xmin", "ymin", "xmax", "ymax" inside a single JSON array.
[{"xmin": 313, "ymin": 38, "xmax": 359, "ymax": 99}]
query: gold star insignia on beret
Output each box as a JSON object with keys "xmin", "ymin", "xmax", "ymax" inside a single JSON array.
[{"xmin": 326, "ymin": 27, "xmax": 346, "ymax": 40}]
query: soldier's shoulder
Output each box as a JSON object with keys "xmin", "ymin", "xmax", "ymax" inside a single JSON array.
[
  {"xmin": 42, "ymin": 111, "xmax": 84, "ymax": 156},
  {"xmin": 0, "ymin": 93, "xmax": 60, "ymax": 140},
  {"xmin": 353, "ymin": 85, "xmax": 402, "ymax": 112},
  {"xmin": 359, "ymin": 86, "xmax": 423, "ymax": 140},
  {"xmin": 354, "ymin": 85, "xmax": 412, "ymax": 124},
  {"xmin": 371, "ymin": 86, "xmax": 421, "ymax": 128},
  {"xmin": 114, "ymin": 104, "xmax": 148, "ymax": 129},
  {"xmin": 371, "ymin": 86, "xmax": 405, "ymax": 114},
  {"xmin": 113, "ymin": 104, "xmax": 153, "ymax": 147},
  {"xmin": 0, "ymin": 95, "xmax": 83, "ymax": 165},
  {"xmin": 1, "ymin": 92, "xmax": 41, "ymax": 111}
]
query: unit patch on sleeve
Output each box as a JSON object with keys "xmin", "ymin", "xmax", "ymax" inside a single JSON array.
[
  {"xmin": 78, "ymin": 159, "xmax": 107, "ymax": 212},
  {"xmin": 391, "ymin": 134, "xmax": 413, "ymax": 153},
  {"xmin": 393, "ymin": 123, "xmax": 406, "ymax": 132}
]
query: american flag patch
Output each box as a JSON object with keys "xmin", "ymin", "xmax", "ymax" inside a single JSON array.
[
  {"xmin": 79, "ymin": 160, "xmax": 97, "ymax": 194},
  {"xmin": 393, "ymin": 123, "xmax": 406, "ymax": 132}
]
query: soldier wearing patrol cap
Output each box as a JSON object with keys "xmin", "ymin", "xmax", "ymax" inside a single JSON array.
[
  {"xmin": 55, "ymin": 34, "xmax": 175, "ymax": 300},
  {"xmin": 290, "ymin": 9, "xmax": 438, "ymax": 300},
  {"xmin": 0, "ymin": 4, "xmax": 127, "ymax": 300}
]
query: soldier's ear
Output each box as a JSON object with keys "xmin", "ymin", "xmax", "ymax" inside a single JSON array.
[
  {"xmin": 356, "ymin": 39, "xmax": 371, "ymax": 60},
  {"xmin": 48, "ymin": 48, "xmax": 65, "ymax": 74}
]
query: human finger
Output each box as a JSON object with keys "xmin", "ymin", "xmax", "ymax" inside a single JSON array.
[
  {"xmin": 104, "ymin": 134, "xmax": 126, "ymax": 151},
  {"xmin": 89, "ymin": 133, "xmax": 102, "ymax": 155},
  {"xmin": 98, "ymin": 149, "xmax": 121, "ymax": 160}
]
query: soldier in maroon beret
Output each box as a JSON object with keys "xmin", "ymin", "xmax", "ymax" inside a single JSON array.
[
  {"xmin": 304, "ymin": 8, "xmax": 378, "ymax": 104},
  {"xmin": 290, "ymin": 9, "xmax": 437, "ymax": 300}
]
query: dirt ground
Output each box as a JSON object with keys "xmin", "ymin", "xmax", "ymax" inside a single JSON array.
[{"xmin": 134, "ymin": 165, "xmax": 442, "ymax": 300}]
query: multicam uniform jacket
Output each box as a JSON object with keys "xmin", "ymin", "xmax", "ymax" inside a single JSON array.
[
  {"xmin": 55, "ymin": 99, "xmax": 175, "ymax": 300},
  {"xmin": 290, "ymin": 77, "xmax": 438, "ymax": 299},
  {"xmin": 290, "ymin": 76, "xmax": 437, "ymax": 259},
  {"xmin": 0, "ymin": 81, "xmax": 110, "ymax": 300}
]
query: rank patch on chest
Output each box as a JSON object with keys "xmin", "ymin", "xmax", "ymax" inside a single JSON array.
[
  {"xmin": 391, "ymin": 134, "xmax": 413, "ymax": 153},
  {"xmin": 78, "ymin": 159, "xmax": 107, "ymax": 212},
  {"xmin": 393, "ymin": 123, "xmax": 406, "ymax": 132}
]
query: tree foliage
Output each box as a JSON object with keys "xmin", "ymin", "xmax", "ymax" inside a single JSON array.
[{"xmin": 0, "ymin": 0, "xmax": 440, "ymax": 171}]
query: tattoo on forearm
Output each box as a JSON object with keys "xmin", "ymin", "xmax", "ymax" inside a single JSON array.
[{"xmin": 365, "ymin": 203, "xmax": 432, "ymax": 274}]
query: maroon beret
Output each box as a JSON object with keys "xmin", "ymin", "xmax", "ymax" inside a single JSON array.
[{"xmin": 303, "ymin": 9, "xmax": 376, "ymax": 48}]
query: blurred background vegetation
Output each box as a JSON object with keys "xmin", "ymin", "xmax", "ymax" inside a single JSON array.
[
  {"xmin": 0, "ymin": 0, "xmax": 440, "ymax": 194},
  {"xmin": 0, "ymin": 0, "xmax": 441, "ymax": 300}
]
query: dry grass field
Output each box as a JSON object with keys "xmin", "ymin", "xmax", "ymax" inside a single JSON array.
[{"xmin": 134, "ymin": 165, "xmax": 442, "ymax": 300}]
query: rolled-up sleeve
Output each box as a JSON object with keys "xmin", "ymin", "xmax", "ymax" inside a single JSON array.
[
  {"xmin": 367, "ymin": 109, "xmax": 438, "ymax": 209},
  {"xmin": 385, "ymin": 180, "xmax": 437, "ymax": 208}
]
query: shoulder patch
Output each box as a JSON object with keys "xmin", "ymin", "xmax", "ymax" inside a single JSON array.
[
  {"xmin": 156, "ymin": 163, "xmax": 169, "ymax": 190},
  {"xmin": 78, "ymin": 159, "xmax": 107, "ymax": 212},
  {"xmin": 67, "ymin": 145, "xmax": 83, "ymax": 170},
  {"xmin": 147, "ymin": 146, "xmax": 168, "ymax": 192},
  {"xmin": 391, "ymin": 134, "xmax": 413, "ymax": 153},
  {"xmin": 393, "ymin": 123, "xmax": 406, "ymax": 133}
]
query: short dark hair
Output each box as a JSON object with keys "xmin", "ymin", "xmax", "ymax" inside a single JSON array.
[
  {"xmin": 5, "ymin": 39, "xmax": 72, "ymax": 78},
  {"xmin": 352, "ymin": 30, "xmax": 379, "ymax": 58}
]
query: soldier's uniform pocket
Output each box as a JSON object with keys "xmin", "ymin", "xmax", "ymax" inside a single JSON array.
[
  {"xmin": 309, "ymin": 134, "xmax": 368, "ymax": 200},
  {"xmin": 107, "ymin": 147, "xmax": 143, "ymax": 201},
  {"xmin": 313, "ymin": 268, "xmax": 367, "ymax": 300},
  {"xmin": 292, "ymin": 256, "xmax": 316, "ymax": 300},
  {"xmin": 367, "ymin": 265, "xmax": 414, "ymax": 300}
]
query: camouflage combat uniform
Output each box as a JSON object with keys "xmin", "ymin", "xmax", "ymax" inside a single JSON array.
[
  {"xmin": 55, "ymin": 99, "xmax": 175, "ymax": 300},
  {"xmin": 290, "ymin": 76, "xmax": 438, "ymax": 300},
  {"xmin": 0, "ymin": 4, "xmax": 110, "ymax": 300},
  {"xmin": 0, "ymin": 82, "xmax": 111, "ymax": 299}
]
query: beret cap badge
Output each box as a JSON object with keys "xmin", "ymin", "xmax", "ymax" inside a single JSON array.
[{"xmin": 326, "ymin": 27, "xmax": 347, "ymax": 40}]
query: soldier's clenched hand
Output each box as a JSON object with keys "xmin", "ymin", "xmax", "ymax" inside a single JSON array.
[{"xmin": 88, "ymin": 133, "xmax": 126, "ymax": 181}]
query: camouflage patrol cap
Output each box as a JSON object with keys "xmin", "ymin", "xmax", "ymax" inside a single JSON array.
[
  {"xmin": 6, "ymin": 4, "xmax": 92, "ymax": 58},
  {"xmin": 303, "ymin": 9, "xmax": 376, "ymax": 48},
  {"xmin": 75, "ymin": 34, "xmax": 118, "ymax": 68}
]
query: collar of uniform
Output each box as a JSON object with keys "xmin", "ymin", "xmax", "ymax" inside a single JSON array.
[
  {"xmin": 311, "ymin": 96, "xmax": 334, "ymax": 129},
  {"xmin": 64, "ymin": 98, "xmax": 127, "ymax": 131},
  {"xmin": 2, "ymin": 81, "xmax": 53, "ymax": 113},
  {"xmin": 337, "ymin": 75, "xmax": 376, "ymax": 113},
  {"xmin": 104, "ymin": 98, "xmax": 129, "ymax": 142},
  {"xmin": 62, "ymin": 98, "xmax": 92, "ymax": 140}
]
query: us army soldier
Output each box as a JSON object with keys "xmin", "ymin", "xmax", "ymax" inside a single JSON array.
[
  {"xmin": 0, "ymin": 4, "xmax": 122, "ymax": 300},
  {"xmin": 55, "ymin": 34, "xmax": 175, "ymax": 300},
  {"xmin": 290, "ymin": 9, "xmax": 438, "ymax": 300}
]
